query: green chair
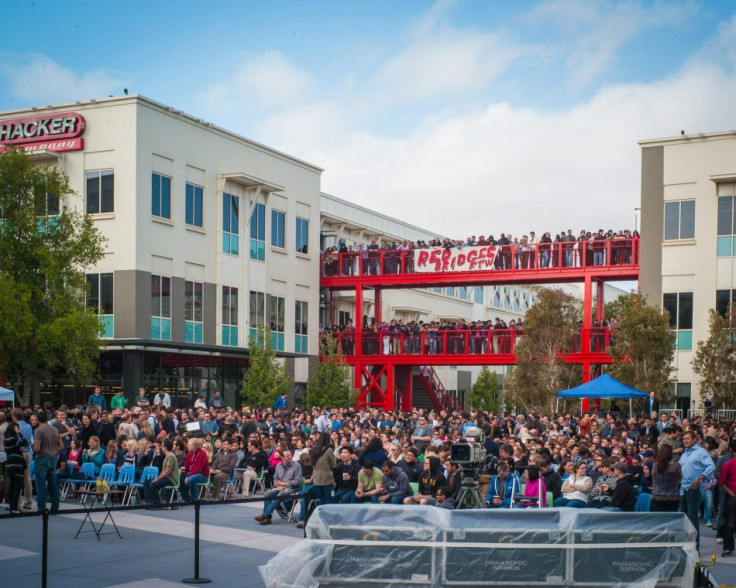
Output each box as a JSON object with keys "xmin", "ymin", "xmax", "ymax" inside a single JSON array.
[{"xmin": 163, "ymin": 476, "xmax": 181, "ymax": 504}]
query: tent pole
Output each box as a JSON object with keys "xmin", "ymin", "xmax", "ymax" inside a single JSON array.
[
  {"xmin": 555, "ymin": 398, "xmax": 559, "ymax": 414},
  {"xmin": 629, "ymin": 398, "xmax": 632, "ymax": 418}
]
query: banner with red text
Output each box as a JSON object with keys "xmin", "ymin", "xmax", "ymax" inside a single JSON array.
[{"xmin": 415, "ymin": 245, "xmax": 498, "ymax": 273}]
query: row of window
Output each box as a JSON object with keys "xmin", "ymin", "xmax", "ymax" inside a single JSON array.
[
  {"xmin": 85, "ymin": 171, "xmax": 309, "ymax": 258},
  {"xmin": 86, "ymin": 273, "xmax": 308, "ymax": 351}
]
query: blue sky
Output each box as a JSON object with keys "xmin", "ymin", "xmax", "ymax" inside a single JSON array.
[{"xmin": 3, "ymin": 0, "xmax": 736, "ymax": 237}]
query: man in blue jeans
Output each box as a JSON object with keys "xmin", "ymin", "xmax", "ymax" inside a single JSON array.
[
  {"xmin": 679, "ymin": 429, "xmax": 715, "ymax": 551},
  {"xmin": 33, "ymin": 411, "xmax": 62, "ymax": 514},
  {"xmin": 254, "ymin": 449, "xmax": 302, "ymax": 525}
]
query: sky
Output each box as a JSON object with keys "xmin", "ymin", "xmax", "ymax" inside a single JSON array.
[{"xmin": 3, "ymin": 0, "xmax": 736, "ymax": 239}]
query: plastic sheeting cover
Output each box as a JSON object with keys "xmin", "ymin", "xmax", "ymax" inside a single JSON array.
[{"xmin": 259, "ymin": 505, "xmax": 697, "ymax": 588}]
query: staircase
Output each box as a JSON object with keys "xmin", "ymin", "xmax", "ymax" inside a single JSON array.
[{"xmin": 394, "ymin": 366, "xmax": 461, "ymax": 412}]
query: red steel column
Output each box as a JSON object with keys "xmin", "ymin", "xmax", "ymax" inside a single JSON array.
[
  {"xmin": 402, "ymin": 367, "xmax": 413, "ymax": 412},
  {"xmin": 581, "ymin": 274, "xmax": 593, "ymax": 412},
  {"xmin": 374, "ymin": 288, "xmax": 382, "ymax": 324},
  {"xmin": 596, "ymin": 278, "xmax": 605, "ymax": 322},
  {"xmin": 385, "ymin": 363, "xmax": 395, "ymax": 411},
  {"xmin": 354, "ymin": 285, "xmax": 363, "ymax": 356}
]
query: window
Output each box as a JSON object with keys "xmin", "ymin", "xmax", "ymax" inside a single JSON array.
[
  {"xmin": 249, "ymin": 290, "xmax": 265, "ymax": 341},
  {"xmin": 86, "ymin": 273, "xmax": 114, "ymax": 338},
  {"xmin": 664, "ymin": 200, "xmax": 695, "ymax": 240},
  {"xmin": 474, "ymin": 286, "xmax": 484, "ymax": 304},
  {"xmin": 35, "ymin": 191, "xmax": 59, "ymax": 217},
  {"xmin": 86, "ymin": 170, "xmax": 114, "ymax": 214},
  {"xmin": 716, "ymin": 289, "xmax": 736, "ymax": 317},
  {"xmin": 338, "ymin": 310, "xmax": 351, "ymax": 326},
  {"xmin": 250, "ymin": 202, "xmax": 265, "ymax": 261},
  {"xmin": 296, "ymin": 217, "xmax": 309, "ymax": 254},
  {"xmin": 151, "ymin": 173, "xmax": 171, "ymax": 220},
  {"xmin": 186, "ymin": 183, "xmax": 203, "ymax": 228},
  {"xmin": 151, "ymin": 275, "xmax": 171, "ymax": 340},
  {"xmin": 269, "ymin": 295, "xmax": 285, "ymax": 351},
  {"xmin": 271, "ymin": 209, "xmax": 285, "ymax": 248},
  {"xmin": 459, "ymin": 286, "xmax": 467, "ymax": 300},
  {"xmin": 663, "ymin": 292, "xmax": 693, "ymax": 350},
  {"xmin": 185, "ymin": 280, "xmax": 203, "ymax": 343},
  {"xmin": 717, "ymin": 186, "xmax": 736, "ymax": 256},
  {"xmin": 222, "ymin": 193, "xmax": 239, "ymax": 255},
  {"xmin": 295, "ymin": 300, "xmax": 308, "ymax": 353},
  {"xmin": 222, "ymin": 286, "xmax": 238, "ymax": 346},
  {"xmin": 446, "ymin": 287, "xmax": 454, "ymax": 296}
]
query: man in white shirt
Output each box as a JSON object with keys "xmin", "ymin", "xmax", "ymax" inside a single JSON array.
[{"xmin": 153, "ymin": 388, "xmax": 171, "ymax": 408}]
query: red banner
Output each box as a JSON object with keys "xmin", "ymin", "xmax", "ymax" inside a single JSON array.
[{"xmin": 416, "ymin": 245, "xmax": 498, "ymax": 273}]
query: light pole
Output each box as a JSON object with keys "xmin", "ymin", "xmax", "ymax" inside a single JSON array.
[{"xmin": 634, "ymin": 207, "xmax": 641, "ymax": 233}]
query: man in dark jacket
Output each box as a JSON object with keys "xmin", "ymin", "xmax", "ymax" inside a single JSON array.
[
  {"xmin": 395, "ymin": 448, "xmax": 423, "ymax": 483},
  {"xmin": 333, "ymin": 446, "xmax": 361, "ymax": 503}
]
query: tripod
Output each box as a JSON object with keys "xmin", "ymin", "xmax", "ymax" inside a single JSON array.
[{"xmin": 454, "ymin": 468, "xmax": 486, "ymax": 509}]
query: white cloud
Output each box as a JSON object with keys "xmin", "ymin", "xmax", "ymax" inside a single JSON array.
[
  {"xmin": 200, "ymin": 51, "xmax": 313, "ymax": 118},
  {"xmin": 374, "ymin": 3, "xmax": 533, "ymax": 103},
  {"xmin": 308, "ymin": 63, "xmax": 736, "ymax": 239},
  {"xmin": 0, "ymin": 54, "xmax": 126, "ymax": 104},
  {"xmin": 525, "ymin": 0, "xmax": 697, "ymax": 87}
]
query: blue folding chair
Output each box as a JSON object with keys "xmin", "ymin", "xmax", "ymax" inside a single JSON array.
[
  {"xmin": 113, "ymin": 464, "xmax": 136, "ymax": 505},
  {"xmin": 126, "ymin": 466, "xmax": 158, "ymax": 505}
]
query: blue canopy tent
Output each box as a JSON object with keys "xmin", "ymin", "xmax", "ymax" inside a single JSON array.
[
  {"xmin": 556, "ymin": 374, "xmax": 648, "ymax": 415},
  {"xmin": 0, "ymin": 386, "xmax": 15, "ymax": 408}
]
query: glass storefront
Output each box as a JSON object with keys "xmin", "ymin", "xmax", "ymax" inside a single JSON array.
[{"xmin": 38, "ymin": 350, "xmax": 249, "ymax": 410}]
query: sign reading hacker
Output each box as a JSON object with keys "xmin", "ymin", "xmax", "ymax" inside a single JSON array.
[{"xmin": 0, "ymin": 112, "xmax": 86, "ymax": 153}]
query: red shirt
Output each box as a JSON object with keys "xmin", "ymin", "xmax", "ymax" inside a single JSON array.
[
  {"xmin": 183, "ymin": 448, "xmax": 210, "ymax": 479},
  {"xmin": 718, "ymin": 457, "xmax": 736, "ymax": 493}
]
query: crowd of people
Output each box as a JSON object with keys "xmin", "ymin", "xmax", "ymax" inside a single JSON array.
[
  {"xmin": 322, "ymin": 316, "xmax": 616, "ymax": 356},
  {"xmin": 322, "ymin": 228, "xmax": 640, "ymax": 276},
  {"xmin": 1, "ymin": 390, "xmax": 734, "ymax": 556}
]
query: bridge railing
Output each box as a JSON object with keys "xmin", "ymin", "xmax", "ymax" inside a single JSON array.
[
  {"xmin": 324, "ymin": 327, "xmax": 613, "ymax": 358},
  {"xmin": 321, "ymin": 238, "xmax": 639, "ymax": 278}
]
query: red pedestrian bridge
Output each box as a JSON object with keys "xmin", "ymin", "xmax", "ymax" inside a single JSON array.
[{"xmin": 320, "ymin": 239, "xmax": 639, "ymax": 412}]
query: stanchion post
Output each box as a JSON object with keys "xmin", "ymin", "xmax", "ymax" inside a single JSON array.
[
  {"xmin": 42, "ymin": 509, "xmax": 49, "ymax": 588},
  {"xmin": 182, "ymin": 500, "xmax": 211, "ymax": 584}
]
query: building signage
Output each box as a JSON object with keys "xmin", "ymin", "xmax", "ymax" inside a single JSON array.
[
  {"xmin": 416, "ymin": 245, "xmax": 498, "ymax": 273},
  {"xmin": 0, "ymin": 112, "xmax": 86, "ymax": 153}
]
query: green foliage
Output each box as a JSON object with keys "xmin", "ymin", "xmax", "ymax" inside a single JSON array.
[
  {"xmin": 468, "ymin": 365, "xmax": 500, "ymax": 412},
  {"xmin": 241, "ymin": 324, "xmax": 292, "ymax": 408},
  {"xmin": 308, "ymin": 335, "xmax": 353, "ymax": 408},
  {"xmin": 0, "ymin": 147, "xmax": 106, "ymax": 404},
  {"xmin": 692, "ymin": 305, "xmax": 736, "ymax": 409},
  {"xmin": 505, "ymin": 288, "xmax": 582, "ymax": 414},
  {"xmin": 606, "ymin": 293, "xmax": 675, "ymax": 403}
]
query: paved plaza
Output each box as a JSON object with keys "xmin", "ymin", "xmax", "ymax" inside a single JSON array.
[{"xmin": 2, "ymin": 499, "xmax": 735, "ymax": 587}]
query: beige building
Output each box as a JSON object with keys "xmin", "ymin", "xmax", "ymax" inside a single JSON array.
[
  {"xmin": 0, "ymin": 95, "xmax": 322, "ymax": 407},
  {"xmin": 639, "ymin": 130, "xmax": 736, "ymax": 411}
]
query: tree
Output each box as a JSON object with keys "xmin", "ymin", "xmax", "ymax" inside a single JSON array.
[
  {"xmin": 241, "ymin": 323, "xmax": 292, "ymax": 408},
  {"xmin": 307, "ymin": 334, "xmax": 355, "ymax": 408},
  {"xmin": 606, "ymin": 293, "xmax": 675, "ymax": 403},
  {"xmin": 505, "ymin": 288, "xmax": 582, "ymax": 414},
  {"xmin": 692, "ymin": 305, "xmax": 736, "ymax": 409},
  {"xmin": 468, "ymin": 365, "xmax": 500, "ymax": 413},
  {"xmin": 0, "ymin": 147, "xmax": 106, "ymax": 405}
]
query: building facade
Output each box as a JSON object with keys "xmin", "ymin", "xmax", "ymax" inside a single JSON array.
[
  {"xmin": 0, "ymin": 95, "xmax": 322, "ymax": 408},
  {"xmin": 640, "ymin": 130, "xmax": 736, "ymax": 411}
]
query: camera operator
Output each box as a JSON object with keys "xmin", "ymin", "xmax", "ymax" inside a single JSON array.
[{"xmin": 485, "ymin": 461, "xmax": 519, "ymax": 508}]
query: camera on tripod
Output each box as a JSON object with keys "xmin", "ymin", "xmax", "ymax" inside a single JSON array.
[{"xmin": 449, "ymin": 426, "xmax": 487, "ymax": 467}]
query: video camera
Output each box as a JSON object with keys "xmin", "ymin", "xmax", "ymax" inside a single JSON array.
[{"xmin": 449, "ymin": 426, "xmax": 487, "ymax": 467}]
